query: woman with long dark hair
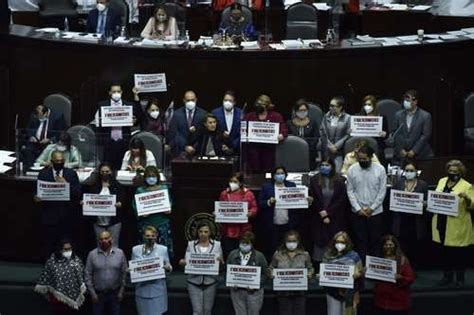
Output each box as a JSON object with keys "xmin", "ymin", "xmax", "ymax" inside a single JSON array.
[
  {"xmin": 141, "ymin": 5, "xmax": 179, "ymax": 40},
  {"xmin": 120, "ymin": 137, "xmax": 156, "ymax": 171}
]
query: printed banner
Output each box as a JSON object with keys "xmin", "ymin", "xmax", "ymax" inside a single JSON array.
[
  {"xmin": 247, "ymin": 121, "xmax": 279, "ymax": 144},
  {"xmin": 37, "ymin": 180, "xmax": 70, "ymax": 201},
  {"xmin": 240, "ymin": 121, "xmax": 248, "ymax": 142},
  {"xmin": 273, "ymin": 268, "xmax": 308, "ymax": 291},
  {"xmin": 365, "ymin": 255, "xmax": 396, "ymax": 283},
  {"xmin": 389, "ymin": 189, "xmax": 424, "ymax": 215},
  {"xmin": 275, "ymin": 186, "xmax": 309, "ymax": 209},
  {"xmin": 350, "ymin": 116, "xmax": 383, "ymax": 137},
  {"xmin": 135, "ymin": 189, "xmax": 171, "ymax": 216},
  {"xmin": 427, "ymin": 190, "xmax": 459, "ymax": 217},
  {"xmin": 226, "ymin": 264, "xmax": 261, "ymax": 289},
  {"xmin": 319, "ymin": 263, "xmax": 354, "ymax": 289},
  {"xmin": 82, "ymin": 194, "xmax": 116, "ymax": 216},
  {"xmin": 134, "ymin": 73, "xmax": 167, "ymax": 93},
  {"xmin": 185, "ymin": 253, "xmax": 220, "ymax": 276},
  {"xmin": 214, "ymin": 201, "xmax": 248, "ymax": 223},
  {"xmin": 129, "ymin": 257, "xmax": 165, "ymax": 283},
  {"xmin": 101, "ymin": 106, "xmax": 133, "ymax": 127}
]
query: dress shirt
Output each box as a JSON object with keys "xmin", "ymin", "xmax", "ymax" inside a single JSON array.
[
  {"xmin": 97, "ymin": 186, "xmax": 112, "ymax": 226},
  {"xmin": 96, "ymin": 9, "xmax": 108, "ymax": 35},
  {"xmin": 85, "ymin": 247, "xmax": 127, "ymax": 297},
  {"xmin": 406, "ymin": 108, "xmax": 417, "ymax": 130},
  {"xmin": 346, "ymin": 162, "xmax": 387, "ymax": 216},
  {"xmin": 36, "ymin": 118, "xmax": 49, "ymax": 140},
  {"xmin": 224, "ymin": 108, "xmax": 234, "ymax": 132}
]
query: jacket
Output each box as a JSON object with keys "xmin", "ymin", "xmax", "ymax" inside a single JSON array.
[
  {"xmin": 226, "ymin": 249, "xmax": 268, "ymax": 287},
  {"xmin": 219, "ymin": 187, "xmax": 258, "ymax": 239},
  {"xmin": 26, "ymin": 109, "xmax": 66, "ymax": 142},
  {"xmin": 86, "ymin": 7, "xmax": 122, "ymax": 36},
  {"xmin": 168, "ymin": 106, "xmax": 207, "ymax": 156},
  {"xmin": 185, "ymin": 240, "xmax": 222, "ymax": 285},
  {"xmin": 319, "ymin": 111, "xmax": 351, "ymax": 156},
  {"xmin": 211, "ymin": 106, "xmax": 242, "ymax": 152}
]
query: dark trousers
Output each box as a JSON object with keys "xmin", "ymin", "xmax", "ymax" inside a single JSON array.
[
  {"xmin": 351, "ymin": 213, "xmax": 385, "ymax": 262},
  {"xmin": 92, "ymin": 290, "xmax": 120, "ymax": 315},
  {"xmin": 278, "ymin": 295, "xmax": 306, "ymax": 315},
  {"xmin": 436, "ymin": 242, "xmax": 468, "ymax": 281}
]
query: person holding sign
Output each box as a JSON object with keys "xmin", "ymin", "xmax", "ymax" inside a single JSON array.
[
  {"xmin": 226, "ymin": 231, "xmax": 268, "ymax": 315},
  {"xmin": 243, "ymin": 94, "xmax": 288, "ymax": 173},
  {"xmin": 120, "ymin": 138, "xmax": 157, "ymax": 171},
  {"xmin": 179, "ymin": 221, "xmax": 223, "ymax": 315},
  {"xmin": 321, "ymin": 231, "xmax": 363, "ymax": 315},
  {"xmin": 269, "ymin": 230, "xmax": 314, "ymax": 315},
  {"xmin": 258, "ymin": 166, "xmax": 307, "ymax": 261},
  {"xmin": 133, "ymin": 166, "xmax": 174, "ymax": 259},
  {"xmin": 390, "ymin": 161, "xmax": 428, "ymax": 265},
  {"xmin": 34, "ymin": 150, "xmax": 81, "ymax": 257},
  {"xmin": 132, "ymin": 226, "xmax": 172, "ymax": 315},
  {"xmin": 431, "ymin": 160, "xmax": 473, "ymax": 287},
  {"xmin": 219, "ymin": 172, "xmax": 258, "ymax": 257},
  {"xmin": 139, "ymin": 97, "xmax": 165, "ymax": 137},
  {"xmin": 83, "ymin": 162, "xmax": 124, "ymax": 247},
  {"xmin": 373, "ymin": 235, "xmax": 415, "ymax": 315}
]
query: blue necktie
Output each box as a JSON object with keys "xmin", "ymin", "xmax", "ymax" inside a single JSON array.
[{"xmin": 97, "ymin": 13, "xmax": 105, "ymax": 35}]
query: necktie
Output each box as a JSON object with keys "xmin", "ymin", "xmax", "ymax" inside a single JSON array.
[
  {"xmin": 39, "ymin": 120, "xmax": 47, "ymax": 140},
  {"xmin": 55, "ymin": 170, "xmax": 61, "ymax": 177},
  {"xmin": 187, "ymin": 110, "xmax": 193, "ymax": 127},
  {"xmin": 98, "ymin": 13, "xmax": 105, "ymax": 35}
]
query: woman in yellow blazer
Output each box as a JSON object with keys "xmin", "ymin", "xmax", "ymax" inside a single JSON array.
[{"xmin": 432, "ymin": 160, "xmax": 473, "ymax": 287}]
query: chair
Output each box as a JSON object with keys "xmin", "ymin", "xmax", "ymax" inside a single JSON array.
[
  {"xmin": 221, "ymin": 4, "xmax": 253, "ymax": 26},
  {"xmin": 464, "ymin": 93, "xmax": 474, "ymax": 154},
  {"xmin": 286, "ymin": 2, "xmax": 318, "ymax": 40},
  {"xmin": 377, "ymin": 98, "xmax": 401, "ymax": 161},
  {"xmin": 132, "ymin": 131, "xmax": 164, "ymax": 169},
  {"xmin": 109, "ymin": 0, "xmax": 128, "ymax": 26},
  {"xmin": 67, "ymin": 125, "xmax": 97, "ymax": 168},
  {"xmin": 43, "ymin": 93, "xmax": 73, "ymax": 128},
  {"xmin": 275, "ymin": 135, "xmax": 310, "ymax": 172},
  {"xmin": 38, "ymin": 0, "xmax": 78, "ymax": 19},
  {"xmin": 343, "ymin": 136, "xmax": 379, "ymax": 156}
]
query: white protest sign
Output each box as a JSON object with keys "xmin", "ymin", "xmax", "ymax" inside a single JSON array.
[
  {"xmin": 273, "ymin": 268, "xmax": 308, "ymax": 291},
  {"xmin": 389, "ymin": 189, "xmax": 424, "ymax": 215},
  {"xmin": 101, "ymin": 106, "xmax": 133, "ymax": 127},
  {"xmin": 365, "ymin": 255, "xmax": 396, "ymax": 283},
  {"xmin": 37, "ymin": 180, "xmax": 70, "ymax": 201},
  {"xmin": 226, "ymin": 264, "xmax": 261, "ymax": 289},
  {"xmin": 240, "ymin": 121, "xmax": 248, "ymax": 142},
  {"xmin": 214, "ymin": 201, "xmax": 248, "ymax": 223},
  {"xmin": 275, "ymin": 186, "xmax": 309, "ymax": 209},
  {"xmin": 135, "ymin": 189, "xmax": 171, "ymax": 216},
  {"xmin": 129, "ymin": 257, "xmax": 165, "ymax": 283},
  {"xmin": 247, "ymin": 121, "xmax": 279, "ymax": 144},
  {"xmin": 427, "ymin": 190, "xmax": 459, "ymax": 217},
  {"xmin": 319, "ymin": 263, "xmax": 355, "ymax": 289},
  {"xmin": 350, "ymin": 116, "xmax": 383, "ymax": 137},
  {"xmin": 82, "ymin": 194, "xmax": 116, "ymax": 216},
  {"xmin": 134, "ymin": 73, "xmax": 167, "ymax": 93},
  {"xmin": 185, "ymin": 253, "xmax": 220, "ymax": 276}
]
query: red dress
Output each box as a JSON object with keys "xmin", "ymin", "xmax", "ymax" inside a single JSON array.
[
  {"xmin": 219, "ymin": 187, "xmax": 258, "ymax": 239},
  {"xmin": 213, "ymin": 0, "xmax": 263, "ymax": 11}
]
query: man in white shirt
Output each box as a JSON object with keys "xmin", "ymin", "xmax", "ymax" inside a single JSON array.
[{"xmin": 346, "ymin": 144, "xmax": 387, "ymax": 261}]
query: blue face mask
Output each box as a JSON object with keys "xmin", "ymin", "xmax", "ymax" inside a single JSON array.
[
  {"xmin": 145, "ymin": 176, "xmax": 158, "ymax": 186},
  {"xmin": 274, "ymin": 174, "xmax": 286, "ymax": 183},
  {"xmin": 320, "ymin": 165, "xmax": 332, "ymax": 176}
]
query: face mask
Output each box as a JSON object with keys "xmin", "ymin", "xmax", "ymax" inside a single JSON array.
[
  {"xmin": 144, "ymin": 237, "xmax": 155, "ymax": 246},
  {"xmin": 229, "ymin": 182, "xmax": 240, "ymax": 192},
  {"xmin": 335, "ymin": 243, "xmax": 346, "ymax": 252},
  {"xmin": 255, "ymin": 105, "xmax": 265, "ymax": 114},
  {"xmin": 363, "ymin": 105, "xmax": 373, "ymax": 114},
  {"xmin": 62, "ymin": 250, "xmax": 72, "ymax": 259},
  {"xmin": 359, "ymin": 160, "xmax": 371, "ymax": 169},
  {"xmin": 403, "ymin": 100, "xmax": 412, "ymax": 110},
  {"xmin": 56, "ymin": 145, "xmax": 67, "ymax": 152},
  {"xmin": 447, "ymin": 173, "xmax": 460, "ymax": 182},
  {"xmin": 274, "ymin": 174, "xmax": 285, "ymax": 183},
  {"xmin": 146, "ymin": 176, "xmax": 158, "ymax": 186},
  {"xmin": 239, "ymin": 243, "xmax": 252, "ymax": 253},
  {"xmin": 149, "ymin": 110, "xmax": 159, "ymax": 119},
  {"xmin": 295, "ymin": 111, "xmax": 308, "ymax": 119},
  {"xmin": 404, "ymin": 171, "xmax": 417, "ymax": 180},
  {"xmin": 111, "ymin": 92, "xmax": 121, "ymax": 102},
  {"xmin": 99, "ymin": 240, "xmax": 112, "ymax": 251},
  {"xmin": 39, "ymin": 117, "xmax": 47, "ymax": 122},
  {"xmin": 52, "ymin": 162, "xmax": 64, "ymax": 171},
  {"xmin": 320, "ymin": 165, "xmax": 332, "ymax": 176},
  {"xmin": 157, "ymin": 15, "xmax": 167, "ymax": 22},
  {"xmin": 101, "ymin": 173, "xmax": 112, "ymax": 181},
  {"xmin": 286, "ymin": 241, "xmax": 298, "ymax": 251},
  {"xmin": 185, "ymin": 101, "xmax": 196, "ymax": 111},
  {"xmin": 223, "ymin": 101, "xmax": 234, "ymax": 111},
  {"xmin": 97, "ymin": 3, "xmax": 106, "ymax": 11}
]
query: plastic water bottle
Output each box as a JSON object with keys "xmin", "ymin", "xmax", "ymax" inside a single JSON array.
[
  {"xmin": 64, "ymin": 17, "xmax": 69, "ymax": 32},
  {"xmin": 185, "ymin": 30, "xmax": 190, "ymax": 41},
  {"xmin": 120, "ymin": 26, "xmax": 127, "ymax": 38}
]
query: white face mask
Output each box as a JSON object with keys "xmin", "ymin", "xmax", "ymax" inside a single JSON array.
[
  {"xmin": 363, "ymin": 105, "xmax": 373, "ymax": 114},
  {"xmin": 286, "ymin": 241, "xmax": 298, "ymax": 251},
  {"xmin": 62, "ymin": 250, "xmax": 72, "ymax": 259},
  {"xmin": 229, "ymin": 182, "xmax": 239, "ymax": 192},
  {"xmin": 111, "ymin": 92, "xmax": 122, "ymax": 102},
  {"xmin": 335, "ymin": 243, "xmax": 346, "ymax": 252},
  {"xmin": 240, "ymin": 243, "xmax": 252, "ymax": 253},
  {"xmin": 56, "ymin": 145, "xmax": 67, "ymax": 152},
  {"xmin": 97, "ymin": 3, "xmax": 106, "ymax": 12},
  {"xmin": 185, "ymin": 101, "xmax": 196, "ymax": 111},
  {"xmin": 223, "ymin": 101, "xmax": 234, "ymax": 111},
  {"xmin": 404, "ymin": 171, "xmax": 417, "ymax": 180},
  {"xmin": 403, "ymin": 100, "xmax": 412, "ymax": 110},
  {"xmin": 149, "ymin": 110, "xmax": 159, "ymax": 119},
  {"xmin": 295, "ymin": 111, "xmax": 308, "ymax": 119}
]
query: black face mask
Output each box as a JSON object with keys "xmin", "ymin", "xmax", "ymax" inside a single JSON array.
[
  {"xmin": 359, "ymin": 160, "xmax": 371, "ymax": 169},
  {"xmin": 447, "ymin": 173, "xmax": 460, "ymax": 182},
  {"xmin": 101, "ymin": 173, "xmax": 112, "ymax": 181},
  {"xmin": 52, "ymin": 163, "xmax": 64, "ymax": 171},
  {"xmin": 255, "ymin": 105, "xmax": 265, "ymax": 114}
]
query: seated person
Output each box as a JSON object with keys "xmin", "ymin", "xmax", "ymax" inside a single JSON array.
[
  {"xmin": 218, "ymin": 3, "xmax": 257, "ymax": 40},
  {"xmin": 36, "ymin": 131, "xmax": 82, "ymax": 169},
  {"xmin": 86, "ymin": 0, "xmax": 122, "ymax": 37},
  {"xmin": 185, "ymin": 114, "xmax": 233, "ymax": 157},
  {"xmin": 120, "ymin": 138, "xmax": 157, "ymax": 171},
  {"xmin": 340, "ymin": 139, "xmax": 380, "ymax": 176},
  {"xmin": 141, "ymin": 6, "xmax": 179, "ymax": 40}
]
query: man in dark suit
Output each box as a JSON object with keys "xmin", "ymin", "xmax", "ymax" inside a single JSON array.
[
  {"xmin": 23, "ymin": 104, "xmax": 66, "ymax": 169},
  {"xmin": 86, "ymin": 0, "xmax": 122, "ymax": 36},
  {"xmin": 34, "ymin": 150, "xmax": 81, "ymax": 257},
  {"xmin": 393, "ymin": 90, "xmax": 434, "ymax": 164},
  {"xmin": 168, "ymin": 90, "xmax": 207, "ymax": 157},
  {"xmin": 211, "ymin": 90, "xmax": 242, "ymax": 155},
  {"xmin": 95, "ymin": 83, "xmax": 142, "ymax": 170}
]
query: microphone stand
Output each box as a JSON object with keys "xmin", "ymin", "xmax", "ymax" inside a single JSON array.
[{"xmin": 239, "ymin": 102, "xmax": 248, "ymax": 173}]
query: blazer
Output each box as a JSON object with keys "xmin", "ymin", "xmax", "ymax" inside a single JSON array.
[
  {"xmin": 226, "ymin": 249, "xmax": 268, "ymax": 287},
  {"xmin": 83, "ymin": 177, "xmax": 125, "ymax": 225},
  {"xmin": 393, "ymin": 108, "xmax": 433, "ymax": 161},
  {"xmin": 36, "ymin": 167, "xmax": 81, "ymax": 225},
  {"xmin": 185, "ymin": 240, "xmax": 222, "ymax": 285},
  {"xmin": 211, "ymin": 106, "xmax": 242, "ymax": 152},
  {"xmin": 319, "ymin": 111, "xmax": 351, "ymax": 156},
  {"xmin": 168, "ymin": 106, "xmax": 207, "ymax": 156},
  {"xmin": 26, "ymin": 109, "xmax": 66, "ymax": 142},
  {"xmin": 257, "ymin": 180, "xmax": 301, "ymax": 230},
  {"xmin": 131, "ymin": 244, "xmax": 171, "ymax": 298},
  {"xmin": 86, "ymin": 7, "xmax": 122, "ymax": 36}
]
